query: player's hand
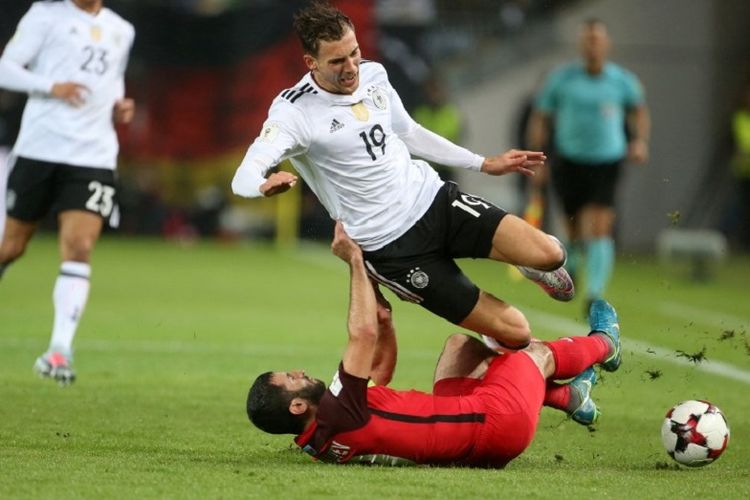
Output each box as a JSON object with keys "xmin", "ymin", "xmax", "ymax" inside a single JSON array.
[
  {"xmin": 331, "ymin": 221, "xmax": 362, "ymax": 264},
  {"xmin": 627, "ymin": 138, "xmax": 649, "ymax": 164},
  {"xmin": 481, "ymin": 149, "xmax": 546, "ymax": 177},
  {"xmin": 113, "ymin": 98, "xmax": 135, "ymax": 124},
  {"xmin": 51, "ymin": 82, "xmax": 89, "ymax": 107},
  {"xmin": 259, "ymin": 171, "xmax": 298, "ymax": 196}
]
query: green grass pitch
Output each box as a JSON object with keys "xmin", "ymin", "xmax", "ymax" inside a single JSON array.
[{"xmin": 1, "ymin": 236, "xmax": 749, "ymax": 499}]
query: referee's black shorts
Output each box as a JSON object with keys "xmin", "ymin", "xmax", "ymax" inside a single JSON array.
[
  {"xmin": 364, "ymin": 182, "xmax": 508, "ymax": 324},
  {"xmin": 551, "ymin": 156, "xmax": 623, "ymax": 217}
]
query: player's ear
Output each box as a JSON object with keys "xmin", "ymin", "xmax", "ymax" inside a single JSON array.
[
  {"xmin": 289, "ymin": 397, "xmax": 309, "ymax": 416},
  {"xmin": 303, "ymin": 54, "xmax": 317, "ymax": 71}
]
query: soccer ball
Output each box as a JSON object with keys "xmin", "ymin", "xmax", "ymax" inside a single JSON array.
[{"xmin": 661, "ymin": 400, "xmax": 730, "ymax": 467}]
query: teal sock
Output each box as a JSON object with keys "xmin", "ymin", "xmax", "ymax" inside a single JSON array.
[
  {"xmin": 586, "ymin": 238, "xmax": 614, "ymax": 299},
  {"xmin": 566, "ymin": 241, "xmax": 584, "ymax": 281}
]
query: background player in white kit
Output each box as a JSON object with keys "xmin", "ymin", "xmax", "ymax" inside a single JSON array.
[
  {"xmin": 232, "ymin": 1, "xmax": 574, "ymax": 352},
  {"xmin": 0, "ymin": 0, "xmax": 135, "ymax": 385}
]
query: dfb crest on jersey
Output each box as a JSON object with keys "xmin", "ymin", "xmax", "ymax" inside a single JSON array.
[
  {"xmin": 371, "ymin": 88, "xmax": 388, "ymax": 110},
  {"xmin": 407, "ymin": 267, "xmax": 429, "ymax": 289}
]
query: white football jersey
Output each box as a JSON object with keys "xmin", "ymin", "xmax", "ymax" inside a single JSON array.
[
  {"xmin": 0, "ymin": 1, "xmax": 135, "ymax": 169},
  {"xmin": 232, "ymin": 61, "xmax": 483, "ymax": 251}
]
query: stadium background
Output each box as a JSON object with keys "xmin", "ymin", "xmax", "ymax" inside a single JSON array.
[
  {"xmin": 2, "ymin": 0, "xmax": 750, "ymax": 251},
  {"xmin": 1, "ymin": 2, "xmax": 750, "ymax": 497}
]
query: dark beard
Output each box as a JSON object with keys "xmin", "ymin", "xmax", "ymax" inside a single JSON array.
[{"xmin": 293, "ymin": 379, "xmax": 326, "ymax": 405}]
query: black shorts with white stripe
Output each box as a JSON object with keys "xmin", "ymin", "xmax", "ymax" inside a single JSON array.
[
  {"xmin": 363, "ymin": 181, "xmax": 507, "ymax": 324},
  {"xmin": 6, "ymin": 156, "xmax": 118, "ymax": 226}
]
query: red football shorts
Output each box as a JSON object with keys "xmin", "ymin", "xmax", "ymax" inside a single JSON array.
[{"xmin": 433, "ymin": 352, "xmax": 546, "ymax": 467}]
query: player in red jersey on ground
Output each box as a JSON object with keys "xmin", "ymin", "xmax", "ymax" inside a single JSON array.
[{"xmin": 246, "ymin": 223, "xmax": 621, "ymax": 468}]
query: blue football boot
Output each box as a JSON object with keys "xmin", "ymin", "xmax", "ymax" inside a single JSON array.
[
  {"xmin": 588, "ymin": 299, "xmax": 621, "ymax": 372},
  {"xmin": 569, "ymin": 367, "xmax": 600, "ymax": 425}
]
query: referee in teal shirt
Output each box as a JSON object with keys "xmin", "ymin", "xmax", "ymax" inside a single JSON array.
[{"xmin": 527, "ymin": 18, "xmax": 650, "ymax": 311}]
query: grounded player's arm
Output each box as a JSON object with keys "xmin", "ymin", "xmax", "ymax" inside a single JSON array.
[
  {"xmin": 331, "ymin": 223, "xmax": 379, "ymax": 379},
  {"xmin": 626, "ymin": 104, "xmax": 651, "ymax": 164},
  {"xmin": 369, "ymin": 287, "xmax": 397, "ymax": 386}
]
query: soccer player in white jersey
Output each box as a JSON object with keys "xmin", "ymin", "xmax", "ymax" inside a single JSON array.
[
  {"xmin": 0, "ymin": 0, "xmax": 135, "ymax": 385},
  {"xmin": 232, "ymin": 1, "xmax": 574, "ymax": 352}
]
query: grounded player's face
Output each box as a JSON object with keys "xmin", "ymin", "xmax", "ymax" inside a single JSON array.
[
  {"xmin": 273, "ymin": 370, "xmax": 326, "ymax": 403},
  {"xmin": 306, "ymin": 28, "xmax": 361, "ymax": 95},
  {"xmin": 579, "ymin": 24, "xmax": 610, "ymax": 64}
]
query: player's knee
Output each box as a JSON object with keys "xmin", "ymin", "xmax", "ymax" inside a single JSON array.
[
  {"xmin": 503, "ymin": 330, "xmax": 532, "ymax": 350},
  {"xmin": 62, "ymin": 236, "xmax": 96, "ymax": 262},
  {"xmin": 536, "ymin": 234, "xmax": 566, "ymax": 271},
  {"xmin": 490, "ymin": 309, "xmax": 531, "ymax": 350}
]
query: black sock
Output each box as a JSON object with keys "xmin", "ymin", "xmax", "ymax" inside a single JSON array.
[{"xmin": 0, "ymin": 263, "xmax": 8, "ymax": 281}]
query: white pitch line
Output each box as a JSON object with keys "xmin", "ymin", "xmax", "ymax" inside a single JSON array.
[
  {"xmin": 3, "ymin": 307, "xmax": 748, "ymax": 383},
  {"xmin": 0, "ymin": 336, "xmax": 440, "ymax": 360},
  {"xmin": 659, "ymin": 301, "xmax": 749, "ymax": 330},
  {"xmin": 524, "ymin": 307, "xmax": 750, "ymax": 385}
]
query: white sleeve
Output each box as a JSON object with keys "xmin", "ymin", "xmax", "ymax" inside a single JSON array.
[
  {"xmin": 388, "ymin": 79, "xmax": 483, "ymax": 171},
  {"xmin": 400, "ymin": 124, "xmax": 484, "ymax": 171},
  {"xmin": 231, "ymin": 103, "xmax": 310, "ymax": 198},
  {"xmin": 0, "ymin": 5, "xmax": 55, "ymax": 95}
]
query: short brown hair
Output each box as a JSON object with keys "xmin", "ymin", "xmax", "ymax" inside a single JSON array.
[
  {"xmin": 292, "ymin": 1, "xmax": 355, "ymax": 56},
  {"xmin": 246, "ymin": 372, "xmax": 306, "ymax": 435}
]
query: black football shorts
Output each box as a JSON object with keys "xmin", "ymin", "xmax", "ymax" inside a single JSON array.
[
  {"xmin": 551, "ymin": 156, "xmax": 622, "ymax": 217},
  {"xmin": 6, "ymin": 156, "xmax": 118, "ymax": 225},
  {"xmin": 363, "ymin": 181, "xmax": 507, "ymax": 324}
]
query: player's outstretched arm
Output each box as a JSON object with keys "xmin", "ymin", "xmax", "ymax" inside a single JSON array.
[
  {"xmin": 331, "ymin": 222, "xmax": 379, "ymax": 379},
  {"xmin": 481, "ymin": 149, "xmax": 546, "ymax": 177}
]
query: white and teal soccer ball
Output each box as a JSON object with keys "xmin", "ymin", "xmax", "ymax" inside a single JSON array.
[{"xmin": 661, "ymin": 400, "xmax": 730, "ymax": 467}]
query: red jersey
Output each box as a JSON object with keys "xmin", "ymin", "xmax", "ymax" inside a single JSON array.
[{"xmin": 294, "ymin": 354, "xmax": 545, "ymax": 467}]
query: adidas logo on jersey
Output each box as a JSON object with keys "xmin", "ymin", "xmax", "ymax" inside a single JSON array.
[{"xmin": 329, "ymin": 119, "xmax": 345, "ymax": 133}]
